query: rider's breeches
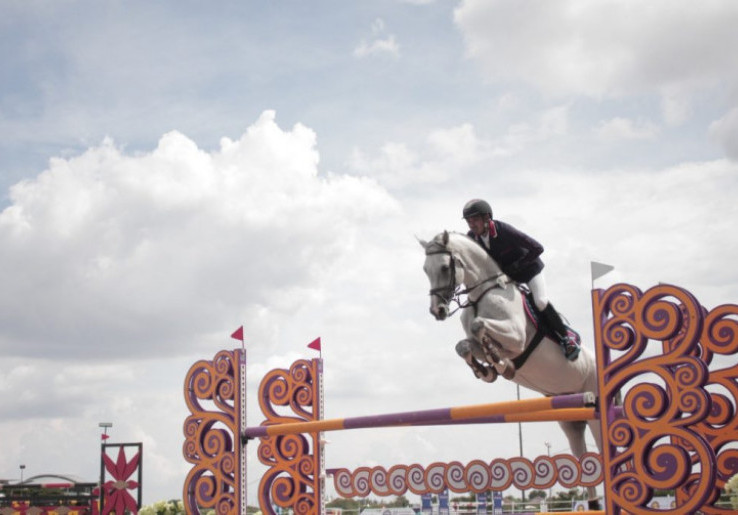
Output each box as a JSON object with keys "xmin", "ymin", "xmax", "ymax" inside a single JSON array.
[{"xmin": 527, "ymin": 273, "xmax": 549, "ymax": 311}]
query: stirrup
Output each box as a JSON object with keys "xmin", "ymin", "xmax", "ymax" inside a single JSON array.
[
  {"xmin": 563, "ymin": 334, "xmax": 580, "ymax": 361},
  {"xmin": 565, "ymin": 344, "xmax": 580, "ymax": 361}
]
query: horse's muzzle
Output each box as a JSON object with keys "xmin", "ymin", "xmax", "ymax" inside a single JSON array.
[{"xmin": 430, "ymin": 305, "xmax": 448, "ymax": 321}]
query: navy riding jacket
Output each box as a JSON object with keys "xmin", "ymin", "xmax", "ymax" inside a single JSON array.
[{"xmin": 467, "ymin": 220, "xmax": 544, "ymax": 283}]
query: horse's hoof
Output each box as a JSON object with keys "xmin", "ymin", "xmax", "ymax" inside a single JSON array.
[
  {"xmin": 481, "ymin": 341, "xmax": 500, "ymax": 363},
  {"xmin": 469, "ymin": 358, "xmax": 497, "ymax": 383},
  {"xmin": 480, "ymin": 367, "xmax": 498, "ymax": 383},
  {"xmin": 500, "ymin": 358, "xmax": 516, "ymax": 380},
  {"xmin": 455, "ymin": 340, "xmax": 472, "ymax": 358}
]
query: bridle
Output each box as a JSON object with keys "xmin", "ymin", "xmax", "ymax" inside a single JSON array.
[
  {"xmin": 425, "ymin": 246, "xmax": 507, "ymax": 317},
  {"xmin": 425, "ymin": 248, "xmax": 460, "ymax": 309}
]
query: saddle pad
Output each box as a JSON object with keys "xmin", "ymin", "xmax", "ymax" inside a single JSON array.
[{"xmin": 519, "ymin": 287, "xmax": 581, "ymax": 345}]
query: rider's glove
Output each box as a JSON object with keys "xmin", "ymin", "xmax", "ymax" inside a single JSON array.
[{"xmin": 506, "ymin": 260, "xmax": 523, "ymax": 275}]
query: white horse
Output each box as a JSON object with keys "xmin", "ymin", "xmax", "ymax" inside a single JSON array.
[{"xmin": 419, "ymin": 230, "xmax": 602, "ymax": 507}]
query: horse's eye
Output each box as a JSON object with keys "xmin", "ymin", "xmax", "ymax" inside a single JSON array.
[{"xmin": 441, "ymin": 264, "xmax": 450, "ymax": 273}]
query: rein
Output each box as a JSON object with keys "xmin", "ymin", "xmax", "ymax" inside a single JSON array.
[{"xmin": 425, "ymin": 247, "xmax": 506, "ymax": 317}]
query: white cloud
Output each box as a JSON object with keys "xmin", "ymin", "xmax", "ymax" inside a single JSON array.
[
  {"xmin": 659, "ymin": 86, "xmax": 693, "ymax": 127},
  {"xmin": 371, "ymin": 18, "xmax": 386, "ymax": 34},
  {"xmin": 348, "ymin": 123, "xmax": 491, "ymax": 189},
  {"xmin": 513, "ymin": 158, "xmax": 738, "ymax": 303},
  {"xmin": 595, "ymin": 117, "xmax": 659, "ymax": 141},
  {"xmin": 454, "ymin": 0, "xmax": 738, "ymax": 122},
  {"xmin": 354, "ymin": 18, "xmax": 400, "ymax": 58},
  {"xmin": 347, "ymin": 110, "xmax": 578, "ymax": 191},
  {"xmin": 0, "ymin": 110, "xmax": 399, "ymax": 360},
  {"xmin": 493, "ymin": 105, "xmax": 571, "ymax": 156},
  {"xmin": 427, "ymin": 123, "xmax": 487, "ymax": 162},
  {"xmin": 354, "ymin": 35, "xmax": 400, "ymax": 58},
  {"xmin": 709, "ymin": 107, "xmax": 738, "ymax": 161}
]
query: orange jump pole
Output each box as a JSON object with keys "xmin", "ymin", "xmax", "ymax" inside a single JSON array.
[{"xmin": 243, "ymin": 392, "xmax": 596, "ymax": 439}]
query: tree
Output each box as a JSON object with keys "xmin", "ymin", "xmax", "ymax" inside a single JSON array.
[
  {"xmin": 327, "ymin": 498, "xmax": 361, "ymax": 511},
  {"xmin": 386, "ymin": 496, "xmax": 410, "ymax": 507},
  {"xmin": 450, "ymin": 494, "xmax": 475, "ymax": 503},
  {"xmin": 553, "ymin": 489, "xmax": 580, "ymax": 502},
  {"xmin": 528, "ymin": 490, "xmax": 546, "ymax": 500}
]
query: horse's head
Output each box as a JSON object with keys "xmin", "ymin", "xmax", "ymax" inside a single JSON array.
[{"xmin": 418, "ymin": 230, "xmax": 464, "ymax": 321}]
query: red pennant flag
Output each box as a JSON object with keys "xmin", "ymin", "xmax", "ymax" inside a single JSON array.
[
  {"xmin": 231, "ymin": 326, "xmax": 244, "ymax": 342},
  {"xmin": 307, "ymin": 337, "xmax": 321, "ymax": 351},
  {"xmin": 101, "ymin": 434, "xmax": 110, "ymax": 441}
]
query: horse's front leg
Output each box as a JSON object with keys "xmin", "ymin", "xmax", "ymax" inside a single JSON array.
[
  {"xmin": 470, "ymin": 317, "xmax": 525, "ymax": 380},
  {"xmin": 455, "ymin": 339, "xmax": 498, "ymax": 383},
  {"xmin": 471, "ymin": 315, "xmax": 526, "ymax": 350}
]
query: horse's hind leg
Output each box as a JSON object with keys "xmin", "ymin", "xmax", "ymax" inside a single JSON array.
[{"xmin": 587, "ymin": 418, "xmax": 603, "ymax": 454}]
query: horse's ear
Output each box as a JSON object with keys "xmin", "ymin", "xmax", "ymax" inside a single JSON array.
[
  {"xmin": 442, "ymin": 230, "xmax": 449, "ymax": 246},
  {"xmin": 416, "ymin": 235, "xmax": 429, "ymax": 249}
]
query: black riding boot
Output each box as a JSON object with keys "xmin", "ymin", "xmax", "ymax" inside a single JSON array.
[{"xmin": 541, "ymin": 303, "xmax": 580, "ymax": 361}]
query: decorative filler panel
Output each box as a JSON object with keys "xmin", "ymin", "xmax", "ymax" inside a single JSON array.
[
  {"xmin": 183, "ymin": 349, "xmax": 244, "ymax": 515},
  {"xmin": 256, "ymin": 359, "xmax": 323, "ymax": 515},
  {"xmin": 100, "ymin": 443, "xmax": 143, "ymax": 515},
  {"xmin": 592, "ymin": 283, "xmax": 738, "ymax": 514},
  {"xmin": 328, "ymin": 452, "xmax": 602, "ymax": 497}
]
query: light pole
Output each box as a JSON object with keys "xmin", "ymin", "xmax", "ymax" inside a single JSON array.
[
  {"xmin": 544, "ymin": 442, "xmax": 552, "ymax": 504},
  {"xmin": 19, "ymin": 464, "xmax": 25, "ymax": 483},
  {"xmin": 517, "ymin": 384, "xmax": 525, "ymax": 503},
  {"xmin": 98, "ymin": 423, "xmax": 113, "ymax": 514},
  {"xmin": 99, "ymin": 422, "xmax": 113, "ymax": 439}
]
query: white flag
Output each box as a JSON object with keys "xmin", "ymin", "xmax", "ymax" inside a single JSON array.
[{"xmin": 591, "ymin": 261, "xmax": 615, "ymax": 281}]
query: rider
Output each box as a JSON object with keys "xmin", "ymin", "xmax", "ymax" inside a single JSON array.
[{"xmin": 462, "ymin": 199, "xmax": 580, "ymax": 360}]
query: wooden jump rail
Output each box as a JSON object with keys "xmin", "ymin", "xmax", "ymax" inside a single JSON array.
[{"xmin": 242, "ymin": 392, "xmax": 596, "ymax": 439}]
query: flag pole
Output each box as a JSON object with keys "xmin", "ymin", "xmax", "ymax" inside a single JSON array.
[
  {"xmin": 307, "ymin": 337, "xmax": 322, "ymax": 358},
  {"xmin": 590, "ymin": 261, "xmax": 615, "ymax": 289},
  {"xmin": 230, "ymin": 325, "xmax": 247, "ymax": 515}
]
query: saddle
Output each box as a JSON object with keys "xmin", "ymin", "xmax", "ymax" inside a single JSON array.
[{"xmin": 516, "ymin": 285, "xmax": 581, "ymax": 366}]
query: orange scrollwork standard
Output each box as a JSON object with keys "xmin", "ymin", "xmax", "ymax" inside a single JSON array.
[
  {"xmin": 183, "ymin": 349, "xmax": 243, "ymax": 515},
  {"xmin": 256, "ymin": 359, "xmax": 323, "ymax": 515},
  {"xmin": 592, "ymin": 283, "xmax": 737, "ymax": 514},
  {"xmin": 667, "ymin": 300, "xmax": 738, "ymax": 513}
]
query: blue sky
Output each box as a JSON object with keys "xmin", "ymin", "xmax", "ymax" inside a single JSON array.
[
  {"xmin": 1, "ymin": 1, "xmax": 474, "ymax": 191},
  {"xmin": 2, "ymin": 0, "xmax": 738, "ymax": 508}
]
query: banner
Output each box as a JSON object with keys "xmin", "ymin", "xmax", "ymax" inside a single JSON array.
[
  {"xmin": 492, "ymin": 492, "xmax": 503, "ymax": 515},
  {"xmin": 439, "ymin": 489, "xmax": 449, "ymax": 515},
  {"xmin": 421, "ymin": 494, "xmax": 432, "ymax": 515},
  {"xmin": 476, "ymin": 492, "xmax": 487, "ymax": 515}
]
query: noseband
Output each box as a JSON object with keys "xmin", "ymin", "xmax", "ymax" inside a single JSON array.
[
  {"xmin": 425, "ymin": 248, "xmax": 461, "ymax": 308},
  {"xmin": 425, "ymin": 246, "xmax": 506, "ymax": 317}
]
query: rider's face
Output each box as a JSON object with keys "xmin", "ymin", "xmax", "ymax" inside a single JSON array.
[{"xmin": 466, "ymin": 214, "xmax": 489, "ymax": 237}]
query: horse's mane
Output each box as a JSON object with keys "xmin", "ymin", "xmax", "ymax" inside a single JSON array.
[
  {"xmin": 428, "ymin": 230, "xmax": 500, "ymax": 271},
  {"xmin": 432, "ymin": 231, "xmax": 485, "ymax": 253}
]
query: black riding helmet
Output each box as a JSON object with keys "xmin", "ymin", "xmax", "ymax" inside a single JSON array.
[{"xmin": 462, "ymin": 199, "xmax": 493, "ymax": 219}]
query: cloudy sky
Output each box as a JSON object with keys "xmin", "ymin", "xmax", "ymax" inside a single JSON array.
[{"xmin": 2, "ymin": 0, "xmax": 738, "ymax": 507}]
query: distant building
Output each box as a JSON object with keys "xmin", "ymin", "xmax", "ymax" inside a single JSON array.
[{"xmin": 0, "ymin": 474, "xmax": 98, "ymax": 515}]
